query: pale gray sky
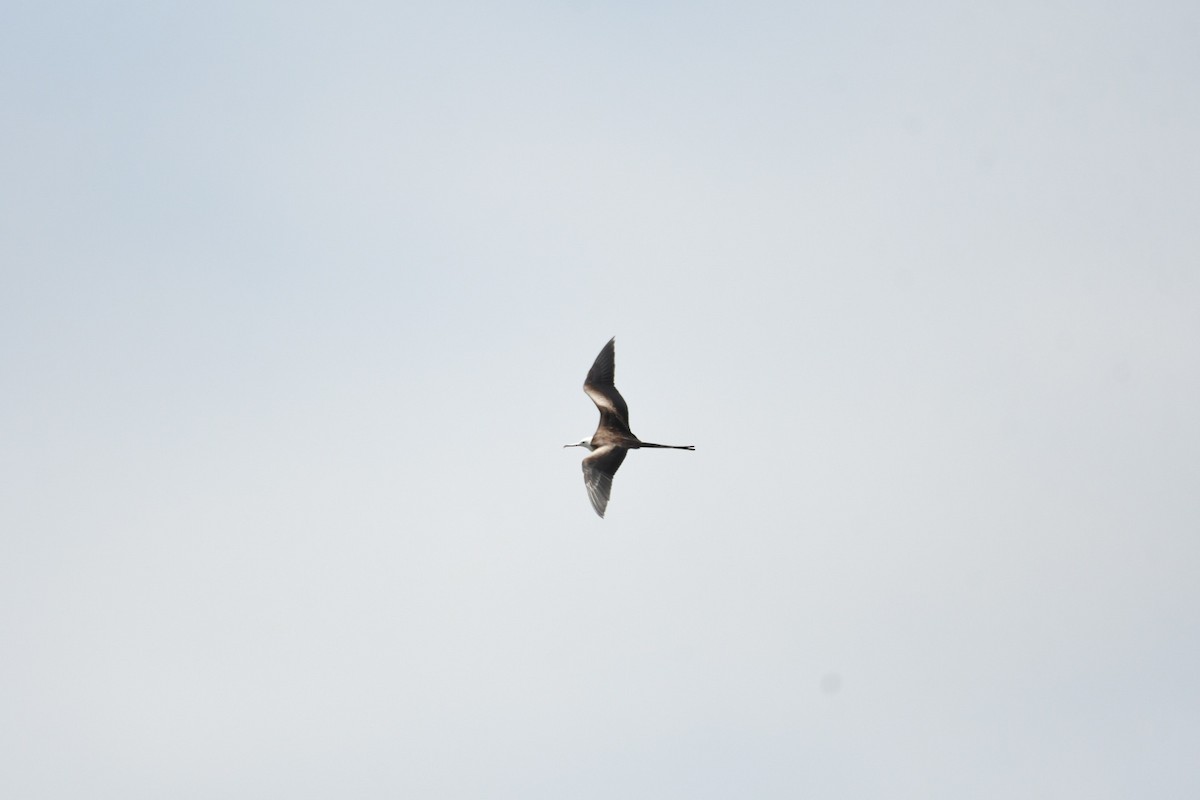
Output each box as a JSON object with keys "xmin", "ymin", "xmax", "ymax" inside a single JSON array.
[{"xmin": 3, "ymin": 1, "xmax": 1198, "ymax": 797}]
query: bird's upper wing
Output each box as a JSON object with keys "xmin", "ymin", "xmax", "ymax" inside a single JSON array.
[
  {"xmin": 582, "ymin": 444, "xmax": 628, "ymax": 518},
  {"xmin": 583, "ymin": 337, "xmax": 631, "ymax": 429}
]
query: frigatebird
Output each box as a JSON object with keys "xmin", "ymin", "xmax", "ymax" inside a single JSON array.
[{"xmin": 565, "ymin": 337, "xmax": 694, "ymax": 517}]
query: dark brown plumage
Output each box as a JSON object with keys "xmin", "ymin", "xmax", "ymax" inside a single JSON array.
[{"xmin": 565, "ymin": 338, "xmax": 694, "ymax": 517}]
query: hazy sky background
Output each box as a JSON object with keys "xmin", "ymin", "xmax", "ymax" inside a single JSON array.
[{"xmin": 3, "ymin": 1, "xmax": 1198, "ymax": 797}]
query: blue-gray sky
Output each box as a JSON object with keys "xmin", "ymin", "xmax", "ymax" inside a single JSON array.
[{"xmin": 3, "ymin": 1, "xmax": 1198, "ymax": 797}]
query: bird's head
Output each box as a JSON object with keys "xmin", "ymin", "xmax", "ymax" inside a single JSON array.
[{"xmin": 563, "ymin": 439, "xmax": 595, "ymax": 451}]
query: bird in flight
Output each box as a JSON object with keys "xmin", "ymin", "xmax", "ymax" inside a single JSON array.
[{"xmin": 565, "ymin": 337, "xmax": 694, "ymax": 517}]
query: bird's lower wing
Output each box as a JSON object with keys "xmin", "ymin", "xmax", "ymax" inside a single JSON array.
[{"xmin": 582, "ymin": 445, "xmax": 628, "ymax": 518}]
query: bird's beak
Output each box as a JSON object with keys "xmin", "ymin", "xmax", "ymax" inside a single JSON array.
[{"xmin": 563, "ymin": 443, "xmax": 579, "ymax": 448}]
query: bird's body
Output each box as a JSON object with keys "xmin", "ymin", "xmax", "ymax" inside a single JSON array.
[{"xmin": 565, "ymin": 338, "xmax": 694, "ymax": 517}]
